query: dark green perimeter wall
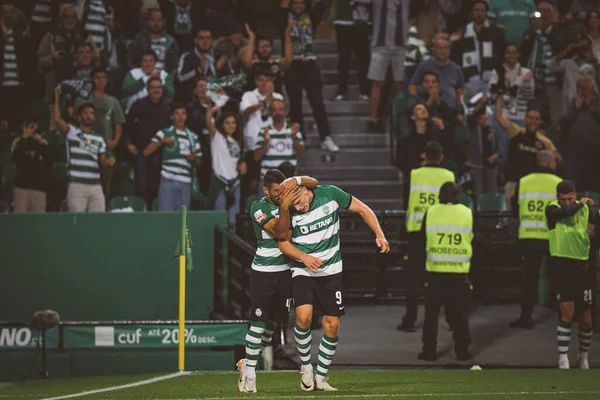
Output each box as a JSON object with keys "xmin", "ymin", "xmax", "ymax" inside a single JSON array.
[{"xmin": 0, "ymin": 211, "xmax": 227, "ymax": 322}]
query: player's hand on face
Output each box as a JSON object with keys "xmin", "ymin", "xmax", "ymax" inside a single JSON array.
[
  {"xmin": 279, "ymin": 177, "xmax": 298, "ymax": 196},
  {"xmin": 280, "ymin": 187, "xmax": 301, "ymax": 209},
  {"xmin": 376, "ymin": 236, "xmax": 390, "ymax": 253},
  {"xmin": 301, "ymin": 254, "xmax": 323, "ymax": 272}
]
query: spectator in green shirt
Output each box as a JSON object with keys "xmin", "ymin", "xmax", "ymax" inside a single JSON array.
[{"xmin": 488, "ymin": 0, "xmax": 536, "ymax": 45}]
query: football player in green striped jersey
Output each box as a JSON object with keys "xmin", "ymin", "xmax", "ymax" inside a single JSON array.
[
  {"xmin": 279, "ymin": 185, "xmax": 390, "ymax": 391},
  {"xmin": 237, "ymin": 169, "xmax": 318, "ymax": 393}
]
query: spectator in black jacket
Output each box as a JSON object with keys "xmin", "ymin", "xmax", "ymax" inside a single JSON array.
[
  {"xmin": 125, "ymin": 77, "xmax": 172, "ymax": 207},
  {"xmin": 186, "ymin": 77, "xmax": 211, "ymax": 196},
  {"xmin": 11, "ymin": 121, "xmax": 60, "ymax": 213},
  {"xmin": 126, "ymin": 8, "xmax": 180, "ymax": 73},
  {"xmin": 405, "ymin": 71, "xmax": 456, "ymax": 158},
  {"xmin": 176, "ymin": 27, "xmax": 217, "ymax": 103},
  {"xmin": 160, "ymin": 0, "xmax": 203, "ymax": 53},
  {"xmin": 398, "ymin": 103, "xmax": 442, "ymax": 206}
]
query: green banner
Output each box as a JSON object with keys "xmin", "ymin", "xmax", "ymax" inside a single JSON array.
[
  {"xmin": 0, "ymin": 326, "xmax": 58, "ymax": 349},
  {"xmin": 63, "ymin": 324, "xmax": 246, "ymax": 349}
]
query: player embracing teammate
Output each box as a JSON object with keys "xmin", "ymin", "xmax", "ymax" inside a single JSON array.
[{"xmin": 237, "ymin": 171, "xmax": 390, "ymax": 392}]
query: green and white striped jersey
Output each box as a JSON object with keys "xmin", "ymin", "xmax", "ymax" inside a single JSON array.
[
  {"xmin": 250, "ymin": 198, "xmax": 289, "ymax": 272},
  {"xmin": 255, "ymin": 122, "xmax": 303, "ymax": 177},
  {"xmin": 152, "ymin": 126, "xmax": 202, "ymax": 184},
  {"xmin": 65, "ymin": 124, "xmax": 106, "ymax": 185},
  {"xmin": 290, "ymin": 185, "xmax": 352, "ymax": 277}
]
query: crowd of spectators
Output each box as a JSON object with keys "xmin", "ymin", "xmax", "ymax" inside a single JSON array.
[
  {"xmin": 2, "ymin": 0, "xmax": 600, "ymax": 226},
  {"xmin": 396, "ymin": 0, "xmax": 600, "ymax": 208},
  {"xmin": 0, "ymin": 0, "xmax": 340, "ymax": 229}
]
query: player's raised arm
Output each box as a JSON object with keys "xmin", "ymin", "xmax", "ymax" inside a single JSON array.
[
  {"xmin": 278, "ymin": 239, "xmax": 323, "ymax": 272},
  {"xmin": 348, "ymin": 196, "xmax": 390, "ymax": 253}
]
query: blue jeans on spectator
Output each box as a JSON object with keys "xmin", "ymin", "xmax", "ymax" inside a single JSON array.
[
  {"xmin": 136, "ymin": 154, "xmax": 161, "ymax": 209},
  {"xmin": 158, "ymin": 177, "xmax": 191, "ymax": 211},
  {"xmin": 214, "ymin": 184, "xmax": 241, "ymax": 231}
]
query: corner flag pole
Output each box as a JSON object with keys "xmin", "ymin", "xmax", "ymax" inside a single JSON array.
[{"xmin": 178, "ymin": 206, "xmax": 187, "ymax": 372}]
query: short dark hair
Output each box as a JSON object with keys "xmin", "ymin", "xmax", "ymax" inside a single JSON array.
[
  {"xmin": 256, "ymin": 70, "xmax": 275, "ymax": 80},
  {"xmin": 439, "ymin": 182, "xmax": 459, "ymax": 204},
  {"xmin": 141, "ymin": 50, "xmax": 157, "ymax": 61},
  {"xmin": 264, "ymin": 169, "xmax": 287, "ymax": 188},
  {"xmin": 557, "ymin": 180, "xmax": 576, "ymax": 195},
  {"xmin": 90, "ymin": 67, "xmax": 107, "ymax": 78},
  {"xmin": 75, "ymin": 42, "xmax": 93, "ymax": 53},
  {"xmin": 256, "ymin": 36, "xmax": 273, "ymax": 46},
  {"xmin": 472, "ymin": 0, "xmax": 489, "ymax": 11},
  {"xmin": 277, "ymin": 161, "xmax": 295, "ymax": 178},
  {"xmin": 194, "ymin": 27, "xmax": 212, "ymax": 37},
  {"xmin": 422, "ymin": 71, "xmax": 439, "ymax": 84},
  {"xmin": 147, "ymin": 76, "xmax": 163, "ymax": 89},
  {"xmin": 76, "ymin": 103, "xmax": 95, "ymax": 115},
  {"xmin": 171, "ymin": 102, "xmax": 187, "ymax": 114},
  {"xmin": 425, "ymin": 141, "xmax": 443, "ymax": 163}
]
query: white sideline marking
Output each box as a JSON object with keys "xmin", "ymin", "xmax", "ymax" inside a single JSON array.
[
  {"xmin": 39, "ymin": 371, "xmax": 188, "ymax": 400},
  {"xmin": 152, "ymin": 391, "xmax": 600, "ymax": 400}
]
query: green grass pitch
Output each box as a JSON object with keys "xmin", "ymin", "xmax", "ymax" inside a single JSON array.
[{"xmin": 2, "ymin": 369, "xmax": 600, "ymax": 400}]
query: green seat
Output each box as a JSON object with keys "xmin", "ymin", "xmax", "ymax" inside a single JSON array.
[
  {"xmin": 0, "ymin": 198, "xmax": 9, "ymax": 213},
  {"xmin": 458, "ymin": 192, "xmax": 474, "ymax": 209},
  {"xmin": 107, "ymin": 196, "xmax": 147, "ymax": 212},
  {"xmin": 245, "ymin": 195, "xmax": 259, "ymax": 214},
  {"xmin": 59, "ymin": 199, "xmax": 69, "ymax": 212},
  {"xmin": 477, "ymin": 191, "xmax": 506, "ymax": 212},
  {"xmin": 1, "ymin": 164, "xmax": 15, "ymax": 203},
  {"xmin": 110, "ymin": 162, "xmax": 135, "ymax": 197}
]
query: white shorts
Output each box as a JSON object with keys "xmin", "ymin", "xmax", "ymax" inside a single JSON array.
[{"xmin": 367, "ymin": 46, "xmax": 405, "ymax": 82}]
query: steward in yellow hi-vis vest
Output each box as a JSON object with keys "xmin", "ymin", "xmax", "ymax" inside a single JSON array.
[
  {"xmin": 544, "ymin": 179, "xmax": 596, "ymax": 370},
  {"xmin": 511, "ymin": 150, "xmax": 561, "ymax": 329},
  {"xmin": 419, "ymin": 182, "xmax": 473, "ymax": 362},
  {"xmin": 399, "ymin": 141, "xmax": 455, "ymax": 333}
]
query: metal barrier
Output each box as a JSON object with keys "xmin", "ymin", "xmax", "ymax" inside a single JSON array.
[
  {"xmin": 233, "ymin": 211, "xmax": 526, "ymax": 303},
  {"xmin": 214, "ymin": 225, "xmax": 254, "ymax": 320}
]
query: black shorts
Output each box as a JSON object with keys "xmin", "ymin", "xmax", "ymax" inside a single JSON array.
[
  {"xmin": 250, "ymin": 269, "xmax": 293, "ymax": 323},
  {"xmin": 293, "ymin": 273, "xmax": 345, "ymax": 317},
  {"xmin": 551, "ymin": 257, "xmax": 593, "ymax": 309}
]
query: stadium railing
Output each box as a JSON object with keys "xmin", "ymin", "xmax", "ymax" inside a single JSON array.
[
  {"xmin": 214, "ymin": 225, "xmax": 254, "ymax": 320},
  {"xmin": 230, "ymin": 211, "xmax": 598, "ymax": 309}
]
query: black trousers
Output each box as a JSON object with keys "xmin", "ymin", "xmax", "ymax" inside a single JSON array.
[
  {"xmin": 519, "ymin": 240, "xmax": 548, "ymax": 318},
  {"xmin": 284, "ymin": 60, "xmax": 330, "ymax": 141},
  {"xmin": 403, "ymin": 232, "xmax": 425, "ymax": 325},
  {"xmin": 422, "ymin": 272, "xmax": 472, "ymax": 354},
  {"xmin": 334, "ymin": 24, "xmax": 370, "ymax": 96}
]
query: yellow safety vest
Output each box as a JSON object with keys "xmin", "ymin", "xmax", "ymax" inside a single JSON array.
[
  {"xmin": 518, "ymin": 172, "xmax": 562, "ymax": 240},
  {"xmin": 425, "ymin": 203, "xmax": 474, "ymax": 274},
  {"xmin": 548, "ymin": 200, "xmax": 590, "ymax": 261},
  {"xmin": 405, "ymin": 167, "xmax": 455, "ymax": 233}
]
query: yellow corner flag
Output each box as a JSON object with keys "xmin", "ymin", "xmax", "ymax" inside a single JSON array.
[{"xmin": 174, "ymin": 227, "xmax": 193, "ymax": 271}]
